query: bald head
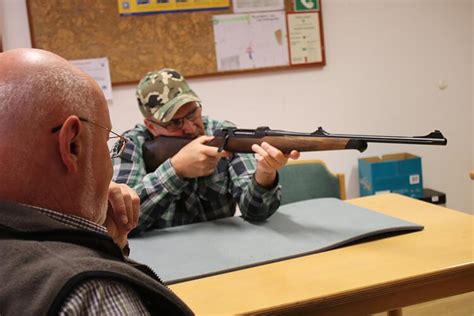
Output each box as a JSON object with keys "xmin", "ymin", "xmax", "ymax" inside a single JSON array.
[
  {"xmin": 0, "ymin": 48, "xmax": 69, "ymax": 77},
  {"xmin": 0, "ymin": 48, "xmax": 112, "ymax": 221},
  {"xmin": 0, "ymin": 48, "xmax": 101, "ymax": 136}
]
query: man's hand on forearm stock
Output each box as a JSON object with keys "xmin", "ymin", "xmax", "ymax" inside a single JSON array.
[{"xmin": 252, "ymin": 142, "xmax": 300, "ymax": 188}]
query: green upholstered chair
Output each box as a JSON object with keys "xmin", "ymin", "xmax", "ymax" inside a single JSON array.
[{"xmin": 279, "ymin": 160, "xmax": 346, "ymax": 206}]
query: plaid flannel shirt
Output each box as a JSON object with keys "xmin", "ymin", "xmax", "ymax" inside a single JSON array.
[
  {"xmin": 113, "ymin": 116, "xmax": 281, "ymax": 234},
  {"xmin": 34, "ymin": 206, "xmax": 150, "ymax": 315}
]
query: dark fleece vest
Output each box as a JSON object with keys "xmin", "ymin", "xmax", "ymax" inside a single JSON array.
[{"xmin": 0, "ymin": 200, "xmax": 194, "ymax": 316}]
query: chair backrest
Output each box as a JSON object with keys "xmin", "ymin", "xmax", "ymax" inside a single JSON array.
[{"xmin": 279, "ymin": 160, "xmax": 346, "ymax": 206}]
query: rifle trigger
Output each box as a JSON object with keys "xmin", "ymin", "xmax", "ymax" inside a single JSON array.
[{"xmin": 218, "ymin": 133, "xmax": 230, "ymax": 152}]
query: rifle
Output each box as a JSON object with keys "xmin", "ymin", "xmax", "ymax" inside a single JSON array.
[{"xmin": 142, "ymin": 126, "xmax": 447, "ymax": 173}]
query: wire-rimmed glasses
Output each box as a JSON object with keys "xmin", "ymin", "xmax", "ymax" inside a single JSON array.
[{"xmin": 51, "ymin": 117, "xmax": 128, "ymax": 159}]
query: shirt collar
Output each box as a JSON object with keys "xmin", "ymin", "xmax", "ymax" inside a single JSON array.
[{"xmin": 23, "ymin": 204, "xmax": 108, "ymax": 235}]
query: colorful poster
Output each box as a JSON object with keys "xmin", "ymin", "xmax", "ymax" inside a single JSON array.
[
  {"xmin": 118, "ymin": 0, "xmax": 230, "ymax": 15},
  {"xmin": 213, "ymin": 12, "xmax": 289, "ymax": 71},
  {"xmin": 287, "ymin": 12, "xmax": 322, "ymax": 65}
]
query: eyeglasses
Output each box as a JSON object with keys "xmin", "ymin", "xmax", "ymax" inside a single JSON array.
[
  {"xmin": 51, "ymin": 117, "xmax": 128, "ymax": 159},
  {"xmin": 150, "ymin": 106, "xmax": 202, "ymax": 132}
]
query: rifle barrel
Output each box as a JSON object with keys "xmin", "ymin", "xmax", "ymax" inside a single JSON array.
[
  {"xmin": 314, "ymin": 130, "xmax": 447, "ymax": 145},
  {"xmin": 224, "ymin": 128, "xmax": 447, "ymax": 146}
]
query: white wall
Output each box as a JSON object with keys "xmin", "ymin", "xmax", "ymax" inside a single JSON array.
[
  {"xmin": 3, "ymin": 0, "xmax": 473, "ymax": 213},
  {"xmin": 2, "ymin": 0, "xmax": 30, "ymax": 48},
  {"xmin": 0, "ymin": 0, "xmax": 3, "ymax": 51}
]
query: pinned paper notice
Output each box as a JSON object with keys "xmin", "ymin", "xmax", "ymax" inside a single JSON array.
[
  {"xmin": 70, "ymin": 57, "xmax": 113, "ymax": 101},
  {"xmin": 287, "ymin": 12, "xmax": 322, "ymax": 65},
  {"xmin": 233, "ymin": 0, "xmax": 284, "ymax": 13}
]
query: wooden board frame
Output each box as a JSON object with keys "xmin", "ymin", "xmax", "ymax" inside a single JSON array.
[{"xmin": 27, "ymin": 0, "xmax": 325, "ymax": 85}]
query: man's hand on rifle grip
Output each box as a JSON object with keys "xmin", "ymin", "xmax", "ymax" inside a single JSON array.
[{"xmin": 170, "ymin": 135, "xmax": 231, "ymax": 179}]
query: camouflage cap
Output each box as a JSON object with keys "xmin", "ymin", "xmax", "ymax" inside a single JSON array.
[{"xmin": 136, "ymin": 69, "xmax": 201, "ymax": 123}]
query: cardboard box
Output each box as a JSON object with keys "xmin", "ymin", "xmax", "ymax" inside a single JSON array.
[{"xmin": 358, "ymin": 153, "xmax": 423, "ymax": 198}]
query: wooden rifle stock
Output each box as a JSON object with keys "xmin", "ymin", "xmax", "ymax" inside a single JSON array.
[{"xmin": 142, "ymin": 126, "xmax": 447, "ymax": 173}]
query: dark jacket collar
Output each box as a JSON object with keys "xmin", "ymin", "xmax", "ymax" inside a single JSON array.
[{"xmin": 0, "ymin": 199, "xmax": 124, "ymax": 259}]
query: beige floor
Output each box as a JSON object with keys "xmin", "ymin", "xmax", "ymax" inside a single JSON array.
[{"xmin": 373, "ymin": 292, "xmax": 474, "ymax": 316}]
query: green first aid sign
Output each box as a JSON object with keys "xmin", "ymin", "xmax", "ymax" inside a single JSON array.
[{"xmin": 295, "ymin": 0, "xmax": 319, "ymax": 11}]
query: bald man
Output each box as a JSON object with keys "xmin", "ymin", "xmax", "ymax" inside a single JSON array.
[{"xmin": 0, "ymin": 49, "xmax": 192, "ymax": 315}]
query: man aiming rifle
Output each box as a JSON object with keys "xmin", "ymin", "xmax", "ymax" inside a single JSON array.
[{"xmin": 112, "ymin": 69, "xmax": 300, "ymax": 234}]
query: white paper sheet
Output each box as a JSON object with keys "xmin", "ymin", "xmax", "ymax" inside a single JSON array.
[
  {"xmin": 213, "ymin": 12, "xmax": 289, "ymax": 71},
  {"xmin": 70, "ymin": 57, "xmax": 113, "ymax": 101},
  {"xmin": 233, "ymin": 0, "xmax": 284, "ymax": 13},
  {"xmin": 287, "ymin": 12, "xmax": 322, "ymax": 64}
]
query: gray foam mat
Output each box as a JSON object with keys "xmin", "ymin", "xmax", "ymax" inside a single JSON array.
[{"xmin": 129, "ymin": 198, "xmax": 423, "ymax": 284}]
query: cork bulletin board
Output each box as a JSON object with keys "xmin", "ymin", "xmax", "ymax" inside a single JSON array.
[{"xmin": 27, "ymin": 0, "xmax": 325, "ymax": 85}]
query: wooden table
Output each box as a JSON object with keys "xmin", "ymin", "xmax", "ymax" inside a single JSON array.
[{"xmin": 170, "ymin": 194, "xmax": 474, "ymax": 315}]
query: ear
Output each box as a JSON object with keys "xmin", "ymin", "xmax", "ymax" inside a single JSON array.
[
  {"xmin": 58, "ymin": 116, "xmax": 83, "ymax": 173},
  {"xmin": 144, "ymin": 118, "xmax": 159, "ymax": 137}
]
